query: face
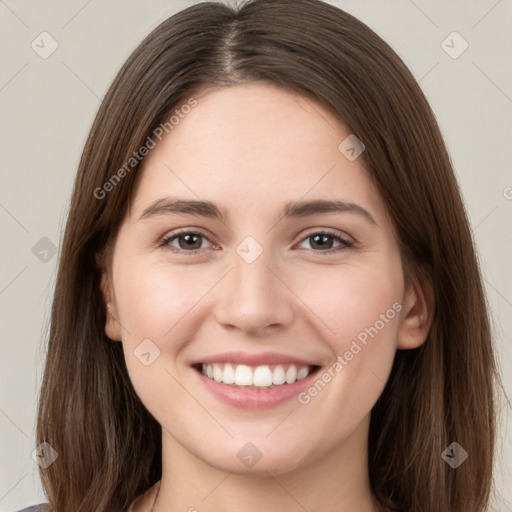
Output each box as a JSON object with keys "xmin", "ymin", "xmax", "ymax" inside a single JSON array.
[{"xmin": 101, "ymin": 82, "xmax": 426, "ymax": 476}]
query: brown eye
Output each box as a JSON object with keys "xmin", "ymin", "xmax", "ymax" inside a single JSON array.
[
  {"xmin": 161, "ymin": 231, "xmax": 213, "ymax": 253},
  {"xmin": 175, "ymin": 233, "xmax": 203, "ymax": 250},
  {"xmin": 297, "ymin": 231, "xmax": 353, "ymax": 254}
]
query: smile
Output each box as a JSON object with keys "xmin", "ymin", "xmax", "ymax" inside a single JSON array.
[
  {"xmin": 190, "ymin": 351, "xmax": 323, "ymax": 409},
  {"xmin": 194, "ymin": 363, "xmax": 318, "ymax": 388}
]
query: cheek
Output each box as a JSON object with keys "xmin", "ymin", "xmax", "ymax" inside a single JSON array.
[
  {"xmin": 292, "ymin": 258, "xmax": 403, "ymax": 350},
  {"xmin": 290, "ymin": 255, "xmax": 403, "ymax": 411},
  {"xmin": 113, "ymin": 257, "xmax": 210, "ymax": 345},
  {"xmin": 111, "ymin": 256, "xmax": 211, "ymax": 420}
]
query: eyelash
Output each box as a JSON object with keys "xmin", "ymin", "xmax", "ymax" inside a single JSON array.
[{"xmin": 158, "ymin": 229, "xmax": 354, "ymax": 255}]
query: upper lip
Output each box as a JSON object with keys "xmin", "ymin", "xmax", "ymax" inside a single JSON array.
[{"xmin": 191, "ymin": 351, "xmax": 319, "ymax": 367}]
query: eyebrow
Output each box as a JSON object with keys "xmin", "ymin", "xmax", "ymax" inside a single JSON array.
[{"xmin": 138, "ymin": 197, "xmax": 377, "ymax": 226}]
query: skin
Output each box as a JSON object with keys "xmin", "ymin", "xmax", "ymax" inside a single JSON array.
[{"xmin": 100, "ymin": 82, "xmax": 434, "ymax": 512}]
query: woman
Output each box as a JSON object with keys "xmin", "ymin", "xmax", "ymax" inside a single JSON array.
[{"xmin": 17, "ymin": 0, "xmax": 498, "ymax": 510}]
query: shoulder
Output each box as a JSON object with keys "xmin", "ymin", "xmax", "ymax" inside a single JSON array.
[{"xmin": 13, "ymin": 504, "xmax": 50, "ymax": 512}]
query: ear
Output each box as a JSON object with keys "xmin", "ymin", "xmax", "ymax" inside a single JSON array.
[
  {"xmin": 99, "ymin": 269, "xmax": 123, "ymax": 342},
  {"xmin": 397, "ymin": 273, "xmax": 435, "ymax": 349}
]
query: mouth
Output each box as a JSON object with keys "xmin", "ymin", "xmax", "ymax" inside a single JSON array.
[
  {"xmin": 189, "ymin": 351, "xmax": 324, "ymax": 409},
  {"xmin": 192, "ymin": 362, "xmax": 321, "ymax": 389}
]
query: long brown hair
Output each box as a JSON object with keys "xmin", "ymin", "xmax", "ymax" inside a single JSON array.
[{"xmin": 36, "ymin": 0, "xmax": 499, "ymax": 510}]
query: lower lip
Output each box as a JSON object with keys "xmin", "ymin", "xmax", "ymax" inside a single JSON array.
[{"xmin": 192, "ymin": 367, "xmax": 321, "ymax": 410}]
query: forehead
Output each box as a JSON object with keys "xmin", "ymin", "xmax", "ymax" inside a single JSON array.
[{"xmin": 130, "ymin": 82, "xmax": 386, "ymax": 224}]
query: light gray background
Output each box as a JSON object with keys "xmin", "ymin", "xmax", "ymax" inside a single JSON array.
[{"xmin": 1, "ymin": 0, "xmax": 511, "ymax": 510}]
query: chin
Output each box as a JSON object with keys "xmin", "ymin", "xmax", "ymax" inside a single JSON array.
[{"xmin": 196, "ymin": 441, "xmax": 313, "ymax": 477}]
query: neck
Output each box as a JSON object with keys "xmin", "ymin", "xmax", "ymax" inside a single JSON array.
[{"xmin": 156, "ymin": 415, "xmax": 380, "ymax": 512}]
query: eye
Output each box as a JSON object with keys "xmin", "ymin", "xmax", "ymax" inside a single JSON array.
[
  {"xmin": 159, "ymin": 229, "xmax": 354, "ymax": 255},
  {"xmin": 295, "ymin": 230, "xmax": 353, "ymax": 254},
  {"xmin": 160, "ymin": 230, "xmax": 216, "ymax": 254}
]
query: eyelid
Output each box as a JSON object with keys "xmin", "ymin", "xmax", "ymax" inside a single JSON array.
[
  {"xmin": 296, "ymin": 227, "xmax": 355, "ymax": 245},
  {"xmin": 159, "ymin": 227, "xmax": 355, "ymax": 254},
  {"xmin": 292, "ymin": 229, "xmax": 354, "ymax": 255},
  {"xmin": 158, "ymin": 228, "xmax": 215, "ymax": 253}
]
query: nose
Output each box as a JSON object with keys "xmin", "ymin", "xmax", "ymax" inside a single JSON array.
[{"xmin": 214, "ymin": 246, "xmax": 295, "ymax": 335}]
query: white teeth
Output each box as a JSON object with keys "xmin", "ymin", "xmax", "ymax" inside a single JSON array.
[
  {"xmin": 285, "ymin": 365, "xmax": 297, "ymax": 384},
  {"xmin": 253, "ymin": 366, "xmax": 273, "ymax": 387},
  {"xmin": 234, "ymin": 364, "xmax": 253, "ymax": 386},
  {"xmin": 199, "ymin": 363, "xmax": 314, "ymax": 388},
  {"xmin": 272, "ymin": 365, "xmax": 285, "ymax": 385},
  {"xmin": 297, "ymin": 366, "xmax": 309, "ymax": 381},
  {"xmin": 213, "ymin": 364, "xmax": 223, "ymax": 382},
  {"xmin": 222, "ymin": 363, "xmax": 235, "ymax": 384}
]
